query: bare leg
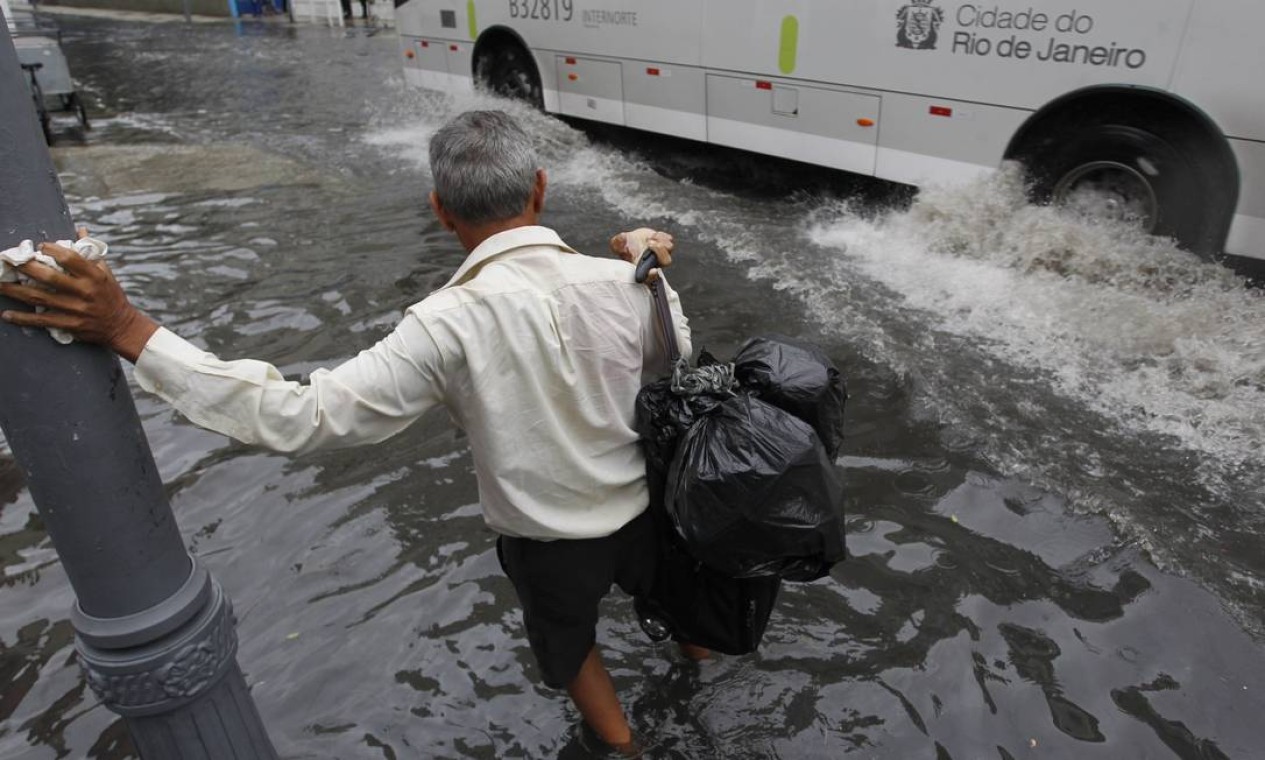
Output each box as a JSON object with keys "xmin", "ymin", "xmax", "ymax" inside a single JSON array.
[
  {"xmin": 567, "ymin": 646, "xmax": 633, "ymax": 746},
  {"xmin": 678, "ymin": 641, "xmax": 711, "ymax": 661}
]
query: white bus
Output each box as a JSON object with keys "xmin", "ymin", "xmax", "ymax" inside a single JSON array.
[{"xmin": 393, "ymin": 0, "xmax": 1265, "ymax": 275}]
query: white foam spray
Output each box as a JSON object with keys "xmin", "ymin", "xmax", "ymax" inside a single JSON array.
[{"xmin": 808, "ymin": 166, "xmax": 1264, "ymax": 491}]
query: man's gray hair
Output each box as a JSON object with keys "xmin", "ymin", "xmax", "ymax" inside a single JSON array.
[{"xmin": 429, "ymin": 110, "xmax": 540, "ymax": 224}]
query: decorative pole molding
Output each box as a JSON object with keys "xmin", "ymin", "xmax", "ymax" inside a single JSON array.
[{"xmin": 0, "ymin": 13, "xmax": 278, "ymax": 758}]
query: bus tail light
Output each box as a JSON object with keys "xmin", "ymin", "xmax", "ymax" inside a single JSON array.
[
  {"xmin": 755, "ymin": 80, "xmax": 772, "ymax": 90},
  {"xmin": 647, "ymin": 67, "xmax": 660, "ymax": 76},
  {"xmin": 565, "ymin": 57, "xmax": 577, "ymax": 64},
  {"xmin": 930, "ymin": 106, "xmax": 953, "ymax": 117},
  {"xmin": 857, "ymin": 118, "xmax": 875, "ymax": 127}
]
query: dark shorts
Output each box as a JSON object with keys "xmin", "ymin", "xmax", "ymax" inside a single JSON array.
[{"xmin": 496, "ymin": 509, "xmax": 657, "ymax": 689}]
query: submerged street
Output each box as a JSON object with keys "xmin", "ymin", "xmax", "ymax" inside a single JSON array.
[{"xmin": 2, "ymin": 15, "xmax": 1265, "ymax": 759}]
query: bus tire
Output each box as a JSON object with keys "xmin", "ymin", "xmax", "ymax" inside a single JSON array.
[
  {"xmin": 1029, "ymin": 124, "xmax": 1189, "ymax": 242},
  {"xmin": 1009, "ymin": 92, "xmax": 1238, "ymax": 260},
  {"xmin": 475, "ymin": 41, "xmax": 543, "ymax": 110}
]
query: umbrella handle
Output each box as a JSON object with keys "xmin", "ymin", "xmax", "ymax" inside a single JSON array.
[
  {"xmin": 634, "ymin": 248, "xmax": 658, "ymax": 283},
  {"xmin": 636, "ymin": 250, "xmax": 681, "ymax": 366}
]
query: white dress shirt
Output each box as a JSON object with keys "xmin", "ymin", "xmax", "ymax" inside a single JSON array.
[{"xmin": 134, "ymin": 226, "xmax": 692, "ymax": 540}]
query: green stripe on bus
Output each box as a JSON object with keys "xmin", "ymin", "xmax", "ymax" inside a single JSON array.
[
  {"xmin": 779, "ymin": 15, "xmax": 799, "ymax": 75},
  {"xmin": 468, "ymin": 0, "xmax": 478, "ymax": 40}
]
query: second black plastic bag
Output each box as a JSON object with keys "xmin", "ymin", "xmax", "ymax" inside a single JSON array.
[
  {"xmin": 732, "ymin": 335, "xmax": 847, "ymax": 459},
  {"xmin": 665, "ymin": 393, "xmax": 845, "ymax": 581}
]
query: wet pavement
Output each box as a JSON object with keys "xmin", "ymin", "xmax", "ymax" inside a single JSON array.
[{"xmin": 2, "ymin": 14, "xmax": 1264, "ymax": 760}]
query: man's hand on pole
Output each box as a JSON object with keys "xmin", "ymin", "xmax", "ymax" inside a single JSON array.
[
  {"xmin": 0, "ymin": 235, "xmax": 159, "ymax": 363},
  {"xmin": 609, "ymin": 228, "xmax": 674, "ymax": 283}
]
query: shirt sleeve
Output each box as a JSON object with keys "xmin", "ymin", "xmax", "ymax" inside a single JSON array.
[{"xmin": 133, "ymin": 313, "xmax": 446, "ymax": 455}]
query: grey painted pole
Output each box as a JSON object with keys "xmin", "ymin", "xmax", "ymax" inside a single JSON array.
[{"xmin": 0, "ymin": 14, "xmax": 278, "ymax": 759}]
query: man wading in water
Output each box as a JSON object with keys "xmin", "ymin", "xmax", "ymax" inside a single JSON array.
[{"xmin": 0, "ymin": 110, "xmax": 706, "ymax": 758}]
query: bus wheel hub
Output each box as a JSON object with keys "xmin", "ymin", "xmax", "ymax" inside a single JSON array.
[{"xmin": 1053, "ymin": 160, "xmax": 1158, "ymax": 233}]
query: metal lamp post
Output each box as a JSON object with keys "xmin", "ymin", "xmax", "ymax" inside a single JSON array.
[{"xmin": 0, "ymin": 12, "xmax": 278, "ymax": 758}]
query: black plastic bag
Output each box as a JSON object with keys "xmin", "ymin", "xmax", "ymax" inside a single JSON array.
[
  {"xmin": 665, "ymin": 393, "xmax": 845, "ymax": 581},
  {"xmin": 733, "ymin": 336, "xmax": 847, "ymax": 459},
  {"xmin": 634, "ymin": 351, "xmax": 732, "ymax": 476},
  {"xmin": 634, "ymin": 501, "xmax": 781, "ymax": 656},
  {"xmin": 633, "ymin": 377, "xmax": 686, "ymax": 479}
]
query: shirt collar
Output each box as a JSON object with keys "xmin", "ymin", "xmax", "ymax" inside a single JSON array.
[{"xmin": 440, "ymin": 225, "xmax": 578, "ymax": 290}]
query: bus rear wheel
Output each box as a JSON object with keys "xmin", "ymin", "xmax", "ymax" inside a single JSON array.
[
  {"xmin": 1028, "ymin": 124, "xmax": 1192, "ymax": 242},
  {"xmin": 476, "ymin": 43, "xmax": 543, "ymax": 110}
]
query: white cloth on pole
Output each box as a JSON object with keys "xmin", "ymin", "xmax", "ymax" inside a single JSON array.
[{"xmin": 0, "ymin": 237, "xmax": 109, "ymax": 344}]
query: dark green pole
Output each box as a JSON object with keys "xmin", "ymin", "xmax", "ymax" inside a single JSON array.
[{"xmin": 0, "ymin": 14, "xmax": 278, "ymax": 759}]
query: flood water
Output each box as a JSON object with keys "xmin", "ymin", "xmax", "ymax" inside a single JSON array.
[{"xmin": 2, "ymin": 15, "xmax": 1265, "ymax": 760}]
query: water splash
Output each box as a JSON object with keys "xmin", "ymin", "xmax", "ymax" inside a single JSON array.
[
  {"xmin": 809, "ymin": 165, "xmax": 1265, "ymax": 492},
  {"xmin": 363, "ymin": 87, "xmax": 592, "ymax": 179}
]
